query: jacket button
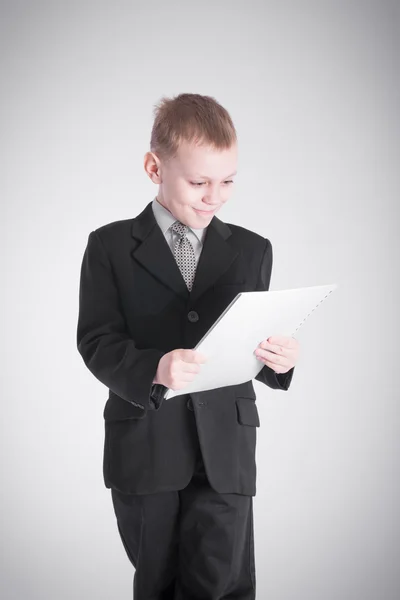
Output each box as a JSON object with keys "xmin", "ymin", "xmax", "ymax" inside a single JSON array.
[
  {"xmin": 187, "ymin": 310, "xmax": 199, "ymax": 323},
  {"xmin": 187, "ymin": 397, "xmax": 194, "ymax": 411}
]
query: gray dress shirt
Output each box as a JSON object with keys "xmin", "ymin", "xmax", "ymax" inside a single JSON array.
[{"xmin": 151, "ymin": 196, "xmax": 207, "ymax": 259}]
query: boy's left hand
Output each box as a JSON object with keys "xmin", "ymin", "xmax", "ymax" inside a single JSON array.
[{"xmin": 254, "ymin": 335, "xmax": 300, "ymax": 374}]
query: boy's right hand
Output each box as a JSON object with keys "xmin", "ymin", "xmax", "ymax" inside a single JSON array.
[{"xmin": 153, "ymin": 349, "xmax": 208, "ymax": 391}]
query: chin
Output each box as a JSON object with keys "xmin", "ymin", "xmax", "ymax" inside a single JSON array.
[{"xmin": 192, "ymin": 207, "xmax": 217, "ymax": 218}]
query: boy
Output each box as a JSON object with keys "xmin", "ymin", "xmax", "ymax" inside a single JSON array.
[{"xmin": 77, "ymin": 93, "xmax": 299, "ymax": 599}]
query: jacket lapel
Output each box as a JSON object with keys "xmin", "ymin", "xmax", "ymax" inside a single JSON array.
[{"xmin": 131, "ymin": 201, "xmax": 239, "ymax": 303}]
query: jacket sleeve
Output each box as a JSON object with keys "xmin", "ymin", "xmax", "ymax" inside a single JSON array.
[
  {"xmin": 150, "ymin": 383, "xmax": 169, "ymax": 410},
  {"xmin": 77, "ymin": 230, "xmax": 166, "ymax": 413},
  {"xmin": 254, "ymin": 238, "xmax": 295, "ymax": 391}
]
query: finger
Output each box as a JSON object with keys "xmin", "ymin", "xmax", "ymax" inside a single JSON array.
[
  {"xmin": 180, "ymin": 363, "xmax": 201, "ymax": 374},
  {"xmin": 258, "ymin": 341, "xmax": 288, "ymax": 356},
  {"xmin": 256, "ymin": 353, "xmax": 290, "ymax": 373},
  {"xmin": 180, "ymin": 370, "xmax": 200, "ymax": 380},
  {"xmin": 255, "ymin": 348, "xmax": 290, "ymax": 369},
  {"xmin": 195, "ymin": 352, "xmax": 208, "ymax": 363},
  {"xmin": 172, "ymin": 372, "xmax": 199, "ymax": 388},
  {"xmin": 181, "ymin": 349, "xmax": 208, "ymax": 363},
  {"xmin": 267, "ymin": 335, "xmax": 294, "ymax": 347},
  {"xmin": 260, "ymin": 357, "xmax": 289, "ymax": 374}
]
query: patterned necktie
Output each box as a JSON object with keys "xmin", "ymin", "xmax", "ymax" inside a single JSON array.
[{"xmin": 170, "ymin": 221, "xmax": 197, "ymax": 291}]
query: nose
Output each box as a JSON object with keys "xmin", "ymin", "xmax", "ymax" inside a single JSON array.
[{"xmin": 203, "ymin": 189, "xmax": 222, "ymax": 206}]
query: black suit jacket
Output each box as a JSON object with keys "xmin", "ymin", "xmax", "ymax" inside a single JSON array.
[{"xmin": 77, "ymin": 200, "xmax": 295, "ymax": 495}]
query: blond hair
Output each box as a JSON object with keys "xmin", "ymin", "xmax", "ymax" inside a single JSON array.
[{"xmin": 150, "ymin": 93, "xmax": 237, "ymax": 163}]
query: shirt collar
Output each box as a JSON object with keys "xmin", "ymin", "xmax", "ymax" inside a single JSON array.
[{"xmin": 151, "ymin": 196, "xmax": 207, "ymax": 243}]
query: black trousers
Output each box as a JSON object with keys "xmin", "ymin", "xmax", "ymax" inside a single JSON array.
[{"xmin": 110, "ymin": 437, "xmax": 256, "ymax": 599}]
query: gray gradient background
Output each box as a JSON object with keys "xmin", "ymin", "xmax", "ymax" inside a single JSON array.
[{"xmin": 1, "ymin": 1, "xmax": 399, "ymax": 598}]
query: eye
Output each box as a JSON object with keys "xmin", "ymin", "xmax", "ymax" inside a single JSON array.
[{"xmin": 190, "ymin": 180, "xmax": 234, "ymax": 186}]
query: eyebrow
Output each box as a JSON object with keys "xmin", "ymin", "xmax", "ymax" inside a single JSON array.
[{"xmin": 193, "ymin": 171, "xmax": 237, "ymax": 180}]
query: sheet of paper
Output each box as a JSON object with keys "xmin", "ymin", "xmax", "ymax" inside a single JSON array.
[{"xmin": 164, "ymin": 283, "xmax": 337, "ymax": 400}]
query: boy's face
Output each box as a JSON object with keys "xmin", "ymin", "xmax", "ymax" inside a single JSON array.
[{"xmin": 149, "ymin": 140, "xmax": 238, "ymax": 229}]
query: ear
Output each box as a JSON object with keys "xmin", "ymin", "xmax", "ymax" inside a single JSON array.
[{"xmin": 143, "ymin": 151, "xmax": 162, "ymax": 183}]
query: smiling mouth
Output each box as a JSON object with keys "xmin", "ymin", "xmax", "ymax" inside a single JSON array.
[{"xmin": 194, "ymin": 208, "xmax": 215, "ymax": 214}]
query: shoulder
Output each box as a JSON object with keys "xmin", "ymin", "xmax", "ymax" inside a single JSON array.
[
  {"xmin": 81, "ymin": 218, "xmax": 135, "ymax": 261},
  {"xmin": 222, "ymin": 220, "xmax": 272, "ymax": 254},
  {"xmin": 94, "ymin": 218, "xmax": 133, "ymax": 238},
  {"xmin": 89, "ymin": 218, "xmax": 134, "ymax": 251}
]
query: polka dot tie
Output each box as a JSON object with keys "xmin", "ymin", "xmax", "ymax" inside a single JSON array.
[{"xmin": 171, "ymin": 221, "xmax": 197, "ymax": 291}]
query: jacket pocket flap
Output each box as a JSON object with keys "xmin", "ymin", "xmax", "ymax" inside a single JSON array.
[
  {"xmin": 103, "ymin": 391, "xmax": 147, "ymax": 421},
  {"xmin": 236, "ymin": 397, "xmax": 260, "ymax": 427}
]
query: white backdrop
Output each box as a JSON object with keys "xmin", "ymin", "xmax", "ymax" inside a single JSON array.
[{"xmin": 1, "ymin": 1, "xmax": 399, "ymax": 598}]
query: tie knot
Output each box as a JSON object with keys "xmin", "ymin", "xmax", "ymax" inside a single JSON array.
[{"xmin": 171, "ymin": 221, "xmax": 188, "ymax": 237}]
